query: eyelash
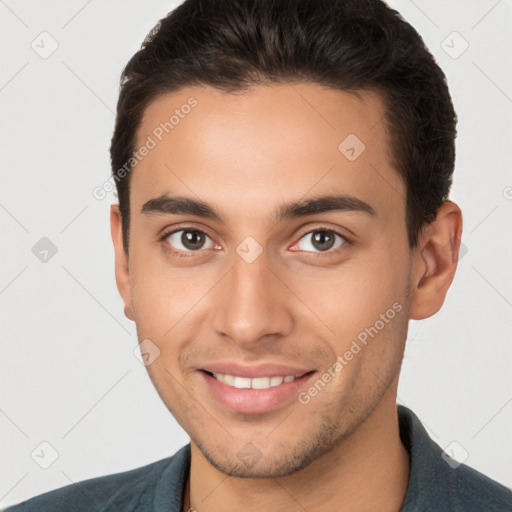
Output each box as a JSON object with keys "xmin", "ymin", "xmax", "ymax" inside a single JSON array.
[
  {"xmin": 158, "ymin": 228, "xmax": 214, "ymax": 258},
  {"xmin": 159, "ymin": 226, "xmax": 350, "ymax": 258},
  {"xmin": 291, "ymin": 226, "xmax": 350, "ymax": 257}
]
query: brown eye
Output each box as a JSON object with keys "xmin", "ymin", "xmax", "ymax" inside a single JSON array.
[
  {"xmin": 295, "ymin": 229, "xmax": 346, "ymax": 253},
  {"xmin": 165, "ymin": 229, "xmax": 215, "ymax": 252}
]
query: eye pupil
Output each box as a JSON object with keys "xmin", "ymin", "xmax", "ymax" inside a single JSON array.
[
  {"xmin": 182, "ymin": 230, "xmax": 204, "ymax": 250},
  {"xmin": 312, "ymin": 231, "xmax": 335, "ymax": 251}
]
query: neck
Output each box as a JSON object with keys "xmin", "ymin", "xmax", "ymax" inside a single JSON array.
[{"xmin": 184, "ymin": 396, "xmax": 410, "ymax": 512}]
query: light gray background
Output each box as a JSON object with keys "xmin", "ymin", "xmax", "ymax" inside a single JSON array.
[{"xmin": 1, "ymin": 0, "xmax": 511, "ymax": 507}]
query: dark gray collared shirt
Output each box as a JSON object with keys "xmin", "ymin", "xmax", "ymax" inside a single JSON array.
[{"xmin": 5, "ymin": 405, "xmax": 512, "ymax": 511}]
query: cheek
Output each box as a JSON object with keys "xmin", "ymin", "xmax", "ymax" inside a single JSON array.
[
  {"xmin": 293, "ymin": 253, "xmax": 404, "ymax": 328},
  {"xmin": 285, "ymin": 246, "xmax": 410, "ymax": 378},
  {"xmin": 129, "ymin": 249, "xmax": 207, "ymax": 328},
  {"xmin": 128, "ymin": 253, "xmax": 221, "ymax": 376}
]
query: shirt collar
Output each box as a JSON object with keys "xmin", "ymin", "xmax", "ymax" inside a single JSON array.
[
  {"xmin": 397, "ymin": 404, "xmax": 453, "ymax": 510},
  {"xmin": 152, "ymin": 405, "xmax": 451, "ymax": 512}
]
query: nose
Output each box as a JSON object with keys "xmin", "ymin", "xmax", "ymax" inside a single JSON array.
[{"xmin": 211, "ymin": 249, "xmax": 294, "ymax": 348}]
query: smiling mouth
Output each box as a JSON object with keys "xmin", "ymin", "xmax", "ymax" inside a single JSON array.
[{"xmin": 202, "ymin": 370, "xmax": 314, "ymax": 390}]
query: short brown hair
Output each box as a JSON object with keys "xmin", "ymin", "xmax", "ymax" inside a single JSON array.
[{"xmin": 110, "ymin": 0, "xmax": 457, "ymax": 255}]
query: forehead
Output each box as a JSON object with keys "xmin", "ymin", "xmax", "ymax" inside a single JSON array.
[{"xmin": 131, "ymin": 83, "xmax": 404, "ymax": 225}]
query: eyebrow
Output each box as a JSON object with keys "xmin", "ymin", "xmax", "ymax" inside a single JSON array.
[{"xmin": 140, "ymin": 193, "xmax": 377, "ymax": 222}]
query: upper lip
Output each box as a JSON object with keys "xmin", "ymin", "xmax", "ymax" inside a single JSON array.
[{"xmin": 199, "ymin": 362, "xmax": 314, "ymax": 379}]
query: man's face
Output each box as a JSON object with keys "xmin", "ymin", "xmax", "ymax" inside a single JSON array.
[{"xmin": 116, "ymin": 83, "xmax": 414, "ymax": 477}]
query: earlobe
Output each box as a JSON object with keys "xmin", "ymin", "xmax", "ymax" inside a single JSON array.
[
  {"xmin": 110, "ymin": 203, "xmax": 134, "ymax": 322},
  {"xmin": 124, "ymin": 304, "xmax": 135, "ymax": 321},
  {"xmin": 408, "ymin": 200, "xmax": 463, "ymax": 320}
]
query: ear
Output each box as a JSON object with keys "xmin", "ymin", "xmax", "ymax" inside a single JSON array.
[
  {"xmin": 409, "ymin": 200, "xmax": 463, "ymax": 320},
  {"xmin": 110, "ymin": 203, "xmax": 134, "ymax": 321}
]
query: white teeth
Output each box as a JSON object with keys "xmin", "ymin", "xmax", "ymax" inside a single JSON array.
[
  {"xmin": 270, "ymin": 376, "xmax": 283, "ymax": 387},
  {"xmin": 252, "ymin": 377, "xmax": 271, "ymax": 389},
  {"xmin": 233, "ymin": 376, "xmax": 252, "ymax": 389},
  {"xmin": 223, "ymin": 374, "xmax": 235, "ymax": 386},
  {"xmin": 213, "ymin": 373, "xmax": 300, "ymax": 389}
]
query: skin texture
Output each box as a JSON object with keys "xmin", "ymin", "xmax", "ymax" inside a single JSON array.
[{"xmin": 110, "ymin": 83, "xmax": 463, "ymax": 512}]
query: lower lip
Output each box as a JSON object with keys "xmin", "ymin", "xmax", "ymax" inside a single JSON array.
[{"xmin": 199, "ymin": 370, "xmax": 316, "ymax": 414}]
